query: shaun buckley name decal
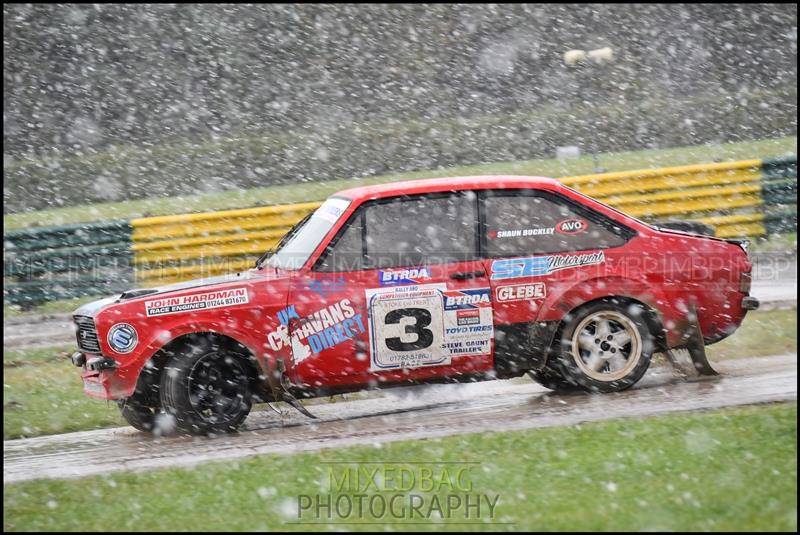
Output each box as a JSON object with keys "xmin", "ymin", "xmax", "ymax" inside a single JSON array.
[{"xmin": 145, "ymin": 288, "xmax": 249, "ymax": 317}]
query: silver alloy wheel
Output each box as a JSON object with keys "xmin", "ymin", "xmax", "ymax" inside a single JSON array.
[{"xmin": 570, "ymin": 310, "xmax": 642, "ymax": 382}]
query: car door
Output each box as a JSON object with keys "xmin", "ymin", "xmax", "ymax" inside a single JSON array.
[
  {"xmin": 289, "ymin": 192, "xmax": 495, "ymax": 390},
  {"xmin": 481, "ymin": 188, "xmax": 630, "ymax": 328}
]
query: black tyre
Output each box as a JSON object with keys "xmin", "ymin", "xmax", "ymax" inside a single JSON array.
[
  {"xmin": 117, "ymin": 397, "xmax": 157, "ymax": 432},
  {"xmin": 527, "ymin": 367, "xmax": 581, "ymax": 392},
  {"xmin": 160, "ymin": 337, "xmax": 253, "ymax": 435},
  {"xmin": 553, "ymin": 300, "xmax": 653, "ymax": 393}
]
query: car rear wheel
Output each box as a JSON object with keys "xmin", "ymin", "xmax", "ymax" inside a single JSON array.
[
  {"xmin": 527, "ymin": 366, "xmax": 581, "ymax": 392},
  {"xmin": 554, "ymin": 301, "xmax": 653, "ymax": 393},
  {"xmin": 160, "ymin": 339, "xmax": 253, "ymax": 435}
]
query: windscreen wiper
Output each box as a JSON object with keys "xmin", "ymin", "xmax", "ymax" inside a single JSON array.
[{"xmin": 254, "ymin": 212, "xmax": 313, "ymax": 269}]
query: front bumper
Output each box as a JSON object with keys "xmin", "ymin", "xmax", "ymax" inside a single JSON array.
[
  {"xmin": 742, "ymin": 296, "xmax": 760, "ymax": 311},
  {"xmin": 71, "ymin": 351, "xmax": 118, "ymax": 371},
  {"xmin": 72, "ymin": 351, "xmax": 128, "ymax": 399}
]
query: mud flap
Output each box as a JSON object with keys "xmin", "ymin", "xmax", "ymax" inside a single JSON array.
[
  {"xmin": 280, "ymin": 391, "xmax": 317, "ymax": 419},
  {"xmin": 665, "ymin": 303, "xmax": 718, "ymax": 377},
  {"xmin": 267, "ymin": 359, "xmax": 317, "ymax": 419}
]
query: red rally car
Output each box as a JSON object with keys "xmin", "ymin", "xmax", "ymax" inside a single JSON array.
[{"xmin": 71, "ymin": 176, "xmax": 759, "ymax": 434}]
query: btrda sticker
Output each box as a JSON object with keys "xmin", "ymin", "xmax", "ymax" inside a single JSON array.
[{"xmin": 379, "ymin": 267, "xmax": 431, "ymax": 286}]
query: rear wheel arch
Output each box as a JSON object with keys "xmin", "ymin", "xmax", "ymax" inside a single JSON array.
[{"xmin": 548, "ymin": 292, "xmax": 669, "ymax": 355}]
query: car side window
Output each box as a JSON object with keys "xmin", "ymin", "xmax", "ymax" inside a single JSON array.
[
  {"xmin": 316, "ymin": 213, "xmax": 364, "ymax": 272},
  {"xmin": 316, "ymin": 194, "xmax": 477, "ymax": 271},
  {"xmin": 482, "ymin": 192, "xmax": 629, "ymax": 257},
  {"xmin": 364, "ymin": 194, "xmax": 477, "ymax": 269}
]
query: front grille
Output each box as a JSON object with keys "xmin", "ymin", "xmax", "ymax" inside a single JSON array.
[{"xmin": 74, "ymin": 315, "xmax": 101, "ymax": 353}]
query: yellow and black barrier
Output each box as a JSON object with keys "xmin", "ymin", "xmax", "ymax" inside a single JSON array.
[
  {"xmin": 131, "ymin": 156, "xmax": 797, "ymax": 287},
  {"xmin": 3, "ymin": 155, "xmax": 797, "ymax": 303}
]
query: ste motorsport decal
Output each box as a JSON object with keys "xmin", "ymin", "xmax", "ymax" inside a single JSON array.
[
  {"xmin": 366, "ymin": 284, "xmax": 493, "ymax": 371},
  {"xmin": 379, "ymin": 267, "xmax": 431, "ymax": 286},
  {"xmin": 267, "ymin": 299, "xmax": 365, "ymax": 363},
  {"xmin": 491, "ymin": 251, "xmax": 605, "ymax": 280},
  {"xmin": 145, "ymin": 288, "xmax": 249, "ymax": 317}
]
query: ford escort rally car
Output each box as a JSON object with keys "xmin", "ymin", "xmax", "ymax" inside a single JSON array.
[{"xmin": 71, "ymin": 176, "xmax": 759, "ymax": 434}]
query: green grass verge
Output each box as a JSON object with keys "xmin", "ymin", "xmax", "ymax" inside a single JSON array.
[
  {"xmin": 2, "ymin": 308, "xmax": 795, "ymax": 440},
  {"xmin": 706, "ymin": 307, "xmax": 797, "ymax": 360},
  {"xmin": 4, "ymin": 136, "xmax": 796, "ymax": 230},
  {"xmin": 3, "ymin": 354, "xmax": 125, "ymax": 440},
  {"xmin": 3, "ymin": 345, "xmax": 74, "ymax": 366},
  {"xmin": 751, "ymin": 232, "xmax": 798, "ymax": 254},
  {"xmin": 3, "ymin": 403, "xmax": 796, "ymax": 532}
]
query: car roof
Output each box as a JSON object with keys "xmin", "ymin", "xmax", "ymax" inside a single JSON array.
[{"xmin": 334, "ymin": 175, "xmax": 562, "ymax": 202}]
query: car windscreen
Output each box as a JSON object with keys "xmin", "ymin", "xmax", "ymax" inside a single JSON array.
[{"xmin": 266, "ymin": 197, "xmax": 352, "ymax": 270}]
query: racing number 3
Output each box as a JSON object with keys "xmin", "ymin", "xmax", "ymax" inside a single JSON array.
[{"xmin": 384, "ymin": 308, "xmax": 433, "ymax": 351}]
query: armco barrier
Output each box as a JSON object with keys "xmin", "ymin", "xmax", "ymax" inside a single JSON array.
[
  {"xmin": 3, "ymin": 156, "xmax": 796, "ymax": 305},
  {"xmin": 3, "ymin": 220, "xmax": 134, "ymax": 306}
]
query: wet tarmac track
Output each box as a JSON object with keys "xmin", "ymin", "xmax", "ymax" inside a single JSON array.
[{"xmin": 3, "ymin": 354, "xmax": 796, "ymax": 484}]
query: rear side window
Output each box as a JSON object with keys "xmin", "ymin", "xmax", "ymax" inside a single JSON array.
[{"xmin": 482, "ymin": 192, "xmax": 629, "ymax": 257}]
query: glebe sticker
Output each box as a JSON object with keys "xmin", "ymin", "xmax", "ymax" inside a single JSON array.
[{"xmin": 496, "ymin": 282, "xmax": 546, "ymax": 302}]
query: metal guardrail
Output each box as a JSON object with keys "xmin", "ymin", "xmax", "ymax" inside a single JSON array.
[
  {"xmin": 3, "ymin": 156, "xmax": 797, "ymax": 305},
  {"xmin": 3, "ymin": 220, "xmax": 134, "ymax": 305}
]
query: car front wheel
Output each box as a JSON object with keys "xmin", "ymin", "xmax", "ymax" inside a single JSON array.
[
  {"xmin": 554, "ymin": 301, "xmax": 653, "ymax": 393},
  {"xmin": 117, "ymin": 396, "xmax": 157, "ymax": 432},
  {"xmin": 160, "ymin": 340, "xmax": 253, "ymax": 435}
]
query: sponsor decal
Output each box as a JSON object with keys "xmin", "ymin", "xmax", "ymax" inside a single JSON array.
[
  {"xmin": 555, "ymin": 218, "xmax": 589, "ymax": 235},
  {"xmin": 309, "ymin": 276, "xmax": 347, "ymax": 298},
  {"xmin": 491, "ymin": 251, "xmax": 605, "ymax": 280},
  {"xmin": 456, "ymin": 309, "xmax": 481, "ymax": 326},
  {"xmin": 315, "ymin": 198, "xmax": 351, "ymax": 223},
  {"xmin": 443, "ymin": 288, "xmax": 492, "ymax": 310},
  {"xmin": 496, "ymin": 282, "xmax": 547, "ymax": 302},
  {"xmin": 487, "ymin": 227, "xmax": 555, "ymax": 239},
  {"xmin": 145, "ymin": 288, "xmax": 249, "ymax": 317},
  {"xmin": 277, "ymin": 305, "xmax": 300, "ymax": 326},
  {"xmin": 379, "ymin": 267, "xmax": 432, "ymax": 286},
  {"xmin": 267, "ymin": 299, "xmax": 366, "ymax": 363},
  {"xmin": 366, "ymin": 284, "xmax": 493, "ymax": 371},
  {"xmin": 107, "ymin": 323, "xmax": 138, "ymax": 353}
]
